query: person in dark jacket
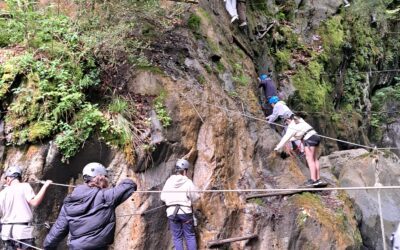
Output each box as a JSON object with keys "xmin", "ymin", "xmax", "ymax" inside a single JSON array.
[
  {"xmin": 258, "ymin": 74, "xmax": 277, "ymax": 116},
  {"xmin": 43, "ymin": 162, "xmax": 137, "ymax": 250}
]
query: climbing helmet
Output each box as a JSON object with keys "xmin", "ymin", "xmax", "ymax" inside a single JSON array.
[
  {"xmin": 260, "ymin": 74, "xmax": 268, "ymax": 80},
  {"xmin": 282, "ymin": 111, "xmax": 294, "ymax": 120},
  {"xmin": 82, "ymin": 162, "xmax": 108, "ymax": 180},
  {"xmin": 175, "ymin": 159, "xmax": 190, "ymax": 170},
  {"xmin": 4, "ymin": 166, "xmax": 22, "ymax": 178},
  {"xmin": 268, "ymin": 96, "xmax": 280, "ymax": 104}
]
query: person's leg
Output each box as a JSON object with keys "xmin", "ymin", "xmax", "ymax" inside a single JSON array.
[
  {"xmin": 304, "ymin": 146, "xmax": 316, "ymax": 181},
  {"xmin": 4, "ymin": 240, "xmax": 15, "ymax": 250},
  {"xmin": 168, "ymin": 216, "xmax": 184, "ymax": 250},
  {"xmin": 237, "ymin": 0, "xmax": 247, "ymax": 25},
  {"xmin": 313, "ymin": 146, "xmax": 320, "ymax": 180},
  {"xmin": 180, "ymin": 214, "xmax": 197, "ymax": 250},
  {"xmin": 16, "ymin": 238, "xmax": 36, "ymax": 250},
  {"xmin": 225, "ymin": 0, "xmax": 237, "ymax": 17}
]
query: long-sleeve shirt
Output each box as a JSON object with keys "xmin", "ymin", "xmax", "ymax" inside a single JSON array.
[
  {"xmin": 258, "ymin": 78, "xmax": 276, "ymax": 100},
  {"xmin": 160, "ymin": 175, "xmax": 199, "ymax": 216},
  {"xmin": 274, "ymin": 118, "xmax": 317, "ymax": 150},
  {"xmin": 266, "ymin": 101, "xmax": 293, "ymax": 123}
]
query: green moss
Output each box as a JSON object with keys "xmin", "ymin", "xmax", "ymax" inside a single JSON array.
[
  {"xmin": 249, "ymin": 198, "xmax": 264, "ymax": 206},
  {"xmin": 233, "ymin": 74, "xmax": 250, "ymax": 86},
  {"xmin": 204, "ymin": 64, "xmax": 212, "ymax": 74},
  {"xmin": 28, "ymin": 120, "xmax": 54, "ymax": 141},
  {"xmin": 0, "ymin": 62, "xmax": 20, "ymax": 100},
  {"xmin": 215, "ymin": 61, "xmax": 225, "ymax": 73},
  {"xmin": 319, "ymin": 16, "xmax": 344, "ymax": 63},
  {"xmin": 275, "ymin": 49, "xmax": 291, "ymax": 71},
  {"xmin": 292, "ymin": 192, "xmax": 361, "ymax": 246},
  {"xmin": 292, "ymin": 66, "xmax": 330, "ymax": 111},
  {"xmin": 196, "ymin": 75, "xmax": 206, "ymax": 85},
  {"xmin": 188, "ymin": 13, "xmax": 201, "ymax": 31}
]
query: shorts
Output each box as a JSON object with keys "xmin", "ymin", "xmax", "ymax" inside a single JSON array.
[
  {"xmin": 3, "ymin": 238, "xmax": 35, "ymax": 250},
  {"xmin": 304, "ymin": 134, "xmax": 321, "ymax": 147}
]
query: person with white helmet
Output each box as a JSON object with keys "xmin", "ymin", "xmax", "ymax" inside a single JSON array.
[
  {"xmin": 161, "ymin": 159, "xmax": 200, "ymax": 250},
  {"xmin": 43, "ymin": 162, "xmax": 137, "ymax": 250},
  {"xmin": 0, "ymin": 166, "xmax": 53, "ymax": 250},
  {"xmin": 274, "ymin": 112, "xmax": 324, "ymax": 187}
]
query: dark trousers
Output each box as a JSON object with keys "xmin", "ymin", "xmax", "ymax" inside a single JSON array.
[
  {"xmin": 168, "ymin": 214, "xmax": 197, "ymax": 250},
  {"xmin": 3, "ymin": 239, "xmax": 35, "ymax": 250}
]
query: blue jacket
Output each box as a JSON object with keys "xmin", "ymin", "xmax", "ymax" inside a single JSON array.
[
  {"xmin": 258, "ymin": 78, "xmax": 277, "ymax": 100},
  {"xmin": 43, "ymin": 179, "xmax": 136, "ymax": 250}
]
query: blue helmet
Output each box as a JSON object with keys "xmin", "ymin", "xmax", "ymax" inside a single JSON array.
[
  {"xmin": 269, "ymin": 96, "xmax": 279, "ymax": 104},
  {"xmin": 260, "ymin": 74, "xmax": 268, "ymax": 80}
]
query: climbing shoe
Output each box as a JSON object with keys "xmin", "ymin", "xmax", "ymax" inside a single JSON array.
[
  {"xmin": 312, "ymin": 179, "xmax": 327, "ymax": 187},
  {"xmin": 303, "ymin": 179, "xmax": 315, "ymax": 187}
]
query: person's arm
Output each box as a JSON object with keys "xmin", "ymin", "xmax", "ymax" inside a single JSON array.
[
  {"xmin": 275, "ymin": 125, "xmax": 296, "ymax": 151},
  {"xmin": 28, "ymin": 180, "xmax": 52, "ymax": 207},
  {"xmin": 160, "ymin": 178, "xmax": 171, "ymax": 203},
  {"xmin": 43, "ymin": 206, "xmax": 69, "ymax": 250},
  {"xmin": 267, "ymin": 105, "xmax": 280, "ymax": 123},
  {"xmin": 187, "ymin": 181, "xmax": 200, "ymax": 203},
  {"xmin": 103, "ymin": 179, "xmax": 137, "ymax": 207}
]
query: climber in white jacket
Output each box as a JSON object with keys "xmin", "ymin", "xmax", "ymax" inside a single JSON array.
[
  {"xmin": 161, "ymin": 159, "xmax": 200, "ymax": 250},
  {"xmin": 274, "ymin": 112, "xmax": 324, "ymax": 187}
]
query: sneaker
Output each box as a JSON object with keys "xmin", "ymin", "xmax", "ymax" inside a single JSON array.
[
  {"xmin": 239, "ymin": 21, "xmax": 247, "ymax": 27},
  {"xmin": 313, "ymin": 179, "xmax": 327, "ymax": 187},
  {"xmin": 312, "ymin": 179, "xmax": 323, "ymax": 186},
  {"xmin": 231, "ymin": 15, "xmax": 239, "ymax": 23},
  {"xmin": 303, "ymin": 179, "xmax": 315, "ymax": 187}
]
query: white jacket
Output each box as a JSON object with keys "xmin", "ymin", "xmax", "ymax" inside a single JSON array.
[
  {"xmin": 274, "ymin": 118, "xmax": 316, "ymax": 150},
  {"xmin": 160, "ymin": 175, "xmax": 200, "ymax": 216},
  {"xmin": 267, "ymin": 101, "xmax": 293, "ymax": 123}
]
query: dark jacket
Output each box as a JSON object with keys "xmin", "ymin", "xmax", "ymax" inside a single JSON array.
[
  {"xmin": 43, "ymin": 179, "xmax": 136, "ymax": 250},
  {"xmin": 258, "ymin": 78, "xmax": 277, "ymax": 100}
]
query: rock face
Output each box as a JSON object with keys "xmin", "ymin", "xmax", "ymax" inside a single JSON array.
[
  {"xmin": 320, "ymin": 149, "xmax": 400, "ymax": 250},
  {"xmin": 1, "ymin": 1, "xmax": 396, "ymax": 250}
]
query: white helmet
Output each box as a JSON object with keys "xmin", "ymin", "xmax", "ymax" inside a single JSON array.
[
  {"xmin": 5, "ymin": 166, "xmax": 22, "ymax": 178},
  {"xmin": 282, "ymin": 111, "xmax": 294, "ymax": 120},
  {"xmin": 175, "ymin": 159, "xmax": 190, "ymax": 170},
  {"xmin": 82, "ymin": 162, "xmax": 108, "ymax": 180}
]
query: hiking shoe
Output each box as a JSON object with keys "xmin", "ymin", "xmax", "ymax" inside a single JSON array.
[
  {"xmin": 303, "ymin": 179, "xmax": 315, "ymax": 187},
  {"xmin": 313, "ymin": 179, "xmax": 327, "ymax": 187},
  {"xmin": 231, "ymin": 15, "xmax": 239, "ymax": 23},
  {"xmin": 239, "ymin": 21, "xmax": 247, "ymax": 27}
]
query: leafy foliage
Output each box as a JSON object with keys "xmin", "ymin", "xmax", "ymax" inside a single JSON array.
[
  {"xmin": 154, "ymin": 91, "xmax": 172, "ymax": 128},
  {"xmin": 0, "ymin": 1, "xmax": 132, "ymax": 161}
]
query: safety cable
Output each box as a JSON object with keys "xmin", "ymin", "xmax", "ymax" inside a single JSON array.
[
  {"xmin": 34, "ymin": 180, "xmax": 400, "ymax": 193},
  {"xmin": 181, "ymin": 96, "xmax": 400, "ymax": 151}
]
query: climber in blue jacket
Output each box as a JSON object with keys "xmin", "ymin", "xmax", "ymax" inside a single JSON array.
[
  {"xmin": 43, "ymin": 162, "xmax": 137, "ymax": 250},
  {"xmin": 258, "ymin": 73, "xmax": 277, "ymax": 116}
]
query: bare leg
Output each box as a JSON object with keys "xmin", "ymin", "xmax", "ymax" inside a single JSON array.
[
  {"xmin": 305, "ymin": 146, "xmax": 316, "ymax": 181},
  {"xmin": 313, "ymin": 146, "xmax": 320, "ymax": 180}
]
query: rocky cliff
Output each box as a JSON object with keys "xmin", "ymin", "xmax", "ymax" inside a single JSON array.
[{"xmin": 0, "ymin": 0, "xmax": 399, "ymax": 249}]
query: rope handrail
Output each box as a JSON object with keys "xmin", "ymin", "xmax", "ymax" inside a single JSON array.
[{"xmin": 33, "ymin": 180, "xmax": 400, "ymax": 193}]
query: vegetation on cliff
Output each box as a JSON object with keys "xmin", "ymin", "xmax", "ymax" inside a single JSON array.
[{"xmin": 0, "ymin": 0, "xmax": 174, "ymax": 161}]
